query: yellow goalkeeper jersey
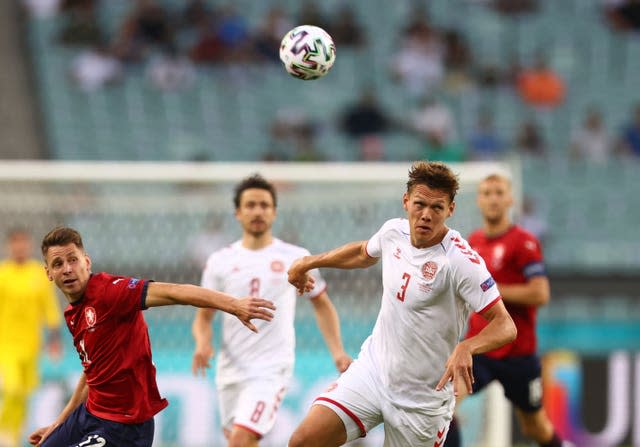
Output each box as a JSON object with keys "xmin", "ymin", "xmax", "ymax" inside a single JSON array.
[{"xmin": 0, "ymin": 259, "xmax": 61, "ymax": 359}]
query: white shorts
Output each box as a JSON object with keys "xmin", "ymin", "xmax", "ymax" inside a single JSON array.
[
  {"xmin": 217, "ymin": 376, "xmax": 289, "ymax": 438},
  {"xmin": 314, "ymin": 357, "xmax": 454, "ymax": 447}
]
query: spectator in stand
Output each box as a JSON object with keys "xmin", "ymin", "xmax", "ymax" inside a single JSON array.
[
  {"xmin": 411, "ymin": 96, "xmax": 457, "ymax": 147},
  {"xmin": 340, "ymin": 88, "xmax": 392, "ymax": 161},
  {"xmin": 70, "ymin": 40, "xmax": 123, "ymax": 91},
  {"xmin": 442, "ymin": 29, "xmax": 474, "ymax": 93},
  {"xmin": 391, "ymin": 14, "xmax": 445, "ymax": 99},
  {"xmin": 514, "ymin": 119, "xmax": 546, "ymax": 157},
  {"xmin": 188, "ymin": 8, "xmax": 225, "ymax": 64},
  {"xmin": 617, "ymin": 103, "xmax": 640, "ymax": 157},
  {"xmin": 296, "ymin": 0, "xmax": 331, "ymax": 32},
  {"xmin": 491, "ymin": 0, "xmax": 539, "ymax": 15},
  {"xmin": 146, "ymin": 44, "xmax": 196, "ymax": 91},
  {"xmin": 112, "ymin": 0, "xmax": 174, "ymax": 62},
  {"xmin": 468, "ymin": 111, "xmax": 505, "ymax": 161},
  {"xmin": 516, "ymin": 52, "xmax": 565, "ymax": 109},
  {"xmin": 253, "ymin": 6, "xmax": 292, "ymax": 64},
  {"xmin": 570, "ymin": 107, "xmax": 613, "ymax": 163},
  {"xmin": 605, "ymin": 0, "xmax": 640, "ymax": 32},
  {"xmin": 329, "ymin": 4, "xmax": 366, "ymax": 48},
  {"xmin": 57, "ymin": 0, "xmax": 103, "ymax": 47},
  {"xmin": 216, "ymin": 5, "xmax": 252, "ymax": 64}
]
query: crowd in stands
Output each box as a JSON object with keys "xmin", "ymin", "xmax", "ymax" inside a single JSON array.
[{"xmin": 20, "ymin": 0, "xmax": 640, "ymax": 163}]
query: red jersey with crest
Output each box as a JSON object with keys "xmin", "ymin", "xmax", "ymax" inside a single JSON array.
[
  {"xmin": 64, "ymin": 273, "xmax": 168, "ymax": 423},
  {"xmin": 465, "ymin": 225, "xmax": 546, "ymax": 358}
]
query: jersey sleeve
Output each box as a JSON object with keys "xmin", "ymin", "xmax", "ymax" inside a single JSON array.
[
  {"xmin": 201, "ymin": 252, "xmax": 222, "ymax": 291},
  {"xmin": 453, "ymin": 252, "xmax": 501, "ymax": 313},
  {"xmin": 517, "ymin": 233, "xmax": 546, "ymax": 279},
  {"xmin": 365, "ymin": 219, "xmax": 397, "ymax": 258},
  {"xmin": 103, "ymin": 275, "xmax": 150, "ymax": 314}
]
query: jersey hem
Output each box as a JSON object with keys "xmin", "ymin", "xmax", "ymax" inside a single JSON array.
[
  {"xmin": 233, "ymin": 423, "xmax": 264, "ymax": 439},
  {"xmin": 478, "ymin": 296, "xmax": 502, "ymax": 314}
]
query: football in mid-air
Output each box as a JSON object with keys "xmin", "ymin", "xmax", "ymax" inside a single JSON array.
[{"xmin": 279, "ymin": 25, "xmax": 336, "ymax": 80}]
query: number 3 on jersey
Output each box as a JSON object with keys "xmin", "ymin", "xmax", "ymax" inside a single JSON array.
[{"xmin": 396, "ymin": 272, "xmax": 411, "ymax": 302}]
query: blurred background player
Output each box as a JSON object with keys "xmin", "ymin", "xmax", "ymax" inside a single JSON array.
[
  {"xmin": 443, "ymin": 174, "xmax": 571, "ymax": 447},
  {"xmin": 286, "ymin": 161, "xmax": 516, "ymax": 447},
  {"xmin": 29, "ymin": 226, "xmax": 275, "ymax": 447},
  {"xmin": 191, "ymin": 174, "xmax": 352, "ymax": 447},
  {"xmin": 0, "ymin": 228, "xmax": 62, "ymax": 447}
]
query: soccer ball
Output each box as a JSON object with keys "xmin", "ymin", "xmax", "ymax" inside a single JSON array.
[{"xmin": 279, "ymin": 25, "xmax": 336, "ymax": 80}]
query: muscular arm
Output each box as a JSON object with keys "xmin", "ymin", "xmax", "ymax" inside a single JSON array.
[
  {"xmin": 288, "ymin": 241, "xmax": 378, "ymax": 293},
  {"xmin": 310, "ymin": 292, "xmax": 352, "ymax": 372},
  {"xmin": 146, "ymin": 282, "xmax": 275, "ymax": 333},
  {"xmin": 497, "ymin": 276, "xmax": 550, "ymax": 307},
  {"xmin": 437, "ymin": 300, "xmax": 516, "ymax": 396}
]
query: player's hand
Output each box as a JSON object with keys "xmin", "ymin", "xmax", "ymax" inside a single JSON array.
[
  {"xmin": 192, "ymin": 344, "xmax": 215, "ymax": 377},
  {"xmin": 29, "ymin": 423, "xmax": 58, "ymax": 446},
  {"xmin": 436, "ymin": 341, "xmax": 474, "ymax": 397},
  {"xmin": 233, "ymin": 297, "xmax": 276, "ymax": 333},
  {"xmin": 334, "ymin": 352, "xmax": 353, "ymax": 373},
  {"xmin": 288, "ymin": 258, "xmax": 315, "ymax": 295}
]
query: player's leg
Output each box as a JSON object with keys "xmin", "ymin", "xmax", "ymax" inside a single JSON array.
[
  {"xmin": 288, "ymin": 404, "xmax": 349, "ymax": 447},
  {"xmin": 0, "ymin": 358, "xmax": 30, "ymax": 447},
  {"xmin": 443, "ymin": 354, "xmax": 496, "ymax": 447},
  {"xmin": 499, "ymin": 355, "xmax": 570, "ymax": 447},
  {"xmin": 224, "ymin": 377, "xmax": 288, "ymax": 447},
  {"xmin": 289, "ymin": 357, "xmax": 383, "ymax": 447}
]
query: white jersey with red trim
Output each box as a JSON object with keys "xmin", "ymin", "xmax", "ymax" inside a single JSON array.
[
  {"xmin": 201, "ymin": 238, "xmax": 326, "ymax": 386},
  {"xmin": 362, "ymin": 218, "xmax": 500, "ymax": 410}
]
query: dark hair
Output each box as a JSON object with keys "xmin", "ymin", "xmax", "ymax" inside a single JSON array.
[
  {"xmin": 41, "ymin": 227, "xmax": 84, "ymax": 257},
  {"xmin": 233, "ymin": 174, "xmax": 277, "ymax": 209},
  {"xmin": 406, "ymin": 161, "xmax": 460, "ymax": 203}
]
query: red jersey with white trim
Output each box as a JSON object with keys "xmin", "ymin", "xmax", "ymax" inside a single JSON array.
[
  {"xmin": 64, "ymin": 273, "xmax": 168, "ymax": 423},
  {"xmin": 466, "ymin": 225, "xmax": 546, "ymax": 358},
  {"xmin": 361, "ymin": 219, "xmax": 501, "ymax": 410}
]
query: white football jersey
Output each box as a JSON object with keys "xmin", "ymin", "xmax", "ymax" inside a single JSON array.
[
  {"xmin": 362, "ymin": 218, "xmax": 500, "ymax": 410},
  {"xmin": 201, "ymin": 238, "xmax": 326, "ymax": 386}
]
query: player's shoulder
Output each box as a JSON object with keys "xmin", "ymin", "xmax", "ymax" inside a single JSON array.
[
  {"xmin": 377, "ymin": 218, "xmax": 409, "ymax": 236},
  {"xmin": 441, "ymin": 230, "xmax": 484, "ymax": 267},
  {"xmin": 204, "ymin": 241, "xmax": 241, "ymax": 263},
  {"xmin": 271, "ymin": 238, "xmax": 310, "ymax": 257},
  {"xmin": 510, "ymin": 225, "xmax": 540, "ymax": 244}
]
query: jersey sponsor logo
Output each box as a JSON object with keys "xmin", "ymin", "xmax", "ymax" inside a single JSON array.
[
  {"xmin": 270, "ymin": 260, "xmax": 285, "ymax": 272},
  {"xmin": 74, "ymin": 434, "xmax": 106, "ymax": 446},
  {"xmin": 421, "ymin": 261, "xmax": 438, "ymax": 280},
  {"xmin": 393, "ymin": 246, "xmax": 401, "ymax": 259},
  {"xmin": 480, "ymin": 276, "xmax": 496, "ymax": 292},
  {"xmin": 127, "ymin": 278, "xmax": 140, "ymax": 289},
  {"xmin": 85, "ymin": 307, "xmax": 97, "ymax": 327}
]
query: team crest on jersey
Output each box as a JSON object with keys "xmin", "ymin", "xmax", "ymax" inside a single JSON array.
[
  {"xmin": 128, "ymin": 278, "xmax": 140, "ymax": 289},
  {"xmin": 271, "ymin": 260, "xmax": 285, "ymax": 272},
  {"xmin": 421, "ymin": 261, "xmax": 438, "ymax": 280},
  {"xmin": 85, "ymin": 307, "xmax": 97, "ymax": 327}
]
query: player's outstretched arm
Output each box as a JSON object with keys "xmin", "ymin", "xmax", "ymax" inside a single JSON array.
[
  {"xmin": 29, "ymin": 373, "xmax": 88, "ymax": 446},
  {"xmin": 192, "ymin": 308, "xmax": 216, "ymax": 376},
  {"xmin": 288, "ymin": 241, "xmax": 378, "ymax": 293},
  {"xmin": 311, "ymin": 292, "xmax": 352, "ymax": 373},
  {"xmin": 146, "ymin": 282, "xmax": 275, "ymax": 333},
  {"xmin": 436, "ymin": 300, "xmax": 516, "ymax": 396}
]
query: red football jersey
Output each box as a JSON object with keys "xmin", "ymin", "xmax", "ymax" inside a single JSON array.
[
  {"xmin": 64, "ymin": 273, "xmax": 168, "ymax": 423},
  {"xmin": 465, "ymin": 225, "xmax": 546, "ymax": 358}
]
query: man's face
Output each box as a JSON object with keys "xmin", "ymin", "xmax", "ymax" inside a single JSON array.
[
  {"xmin": 476, "ymin": 178, "xmax": 513, "ymax": 224},
  {"xmin": 44, "ymin": 243, "xmax": 92, "ymax": 302},
  {"xmin": 403, "ymin": 184, "xmax": 454, "ymax": 248},
  {"xmin": 235, "ymin": 188, "xmax": 276, "ymax": 237},
  {"xmin": 7, "ymin": 232, "xmax": 32, "ymax": 264}
]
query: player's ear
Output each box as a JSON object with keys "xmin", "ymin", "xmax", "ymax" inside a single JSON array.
[
  {"xmin": 402, "ymin": 192, "xmax": 409, "ymax": 211},
  {"xmin": 448, "ymin": 200, "xmax": 456, "ymax": 217},
  {"xmin": 44, "ymin": 265, "xmax": 53, "ymax": 281},
  {"xmin": 85, "ymin": 253, "xmax": 92, "ymax": 272}
]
